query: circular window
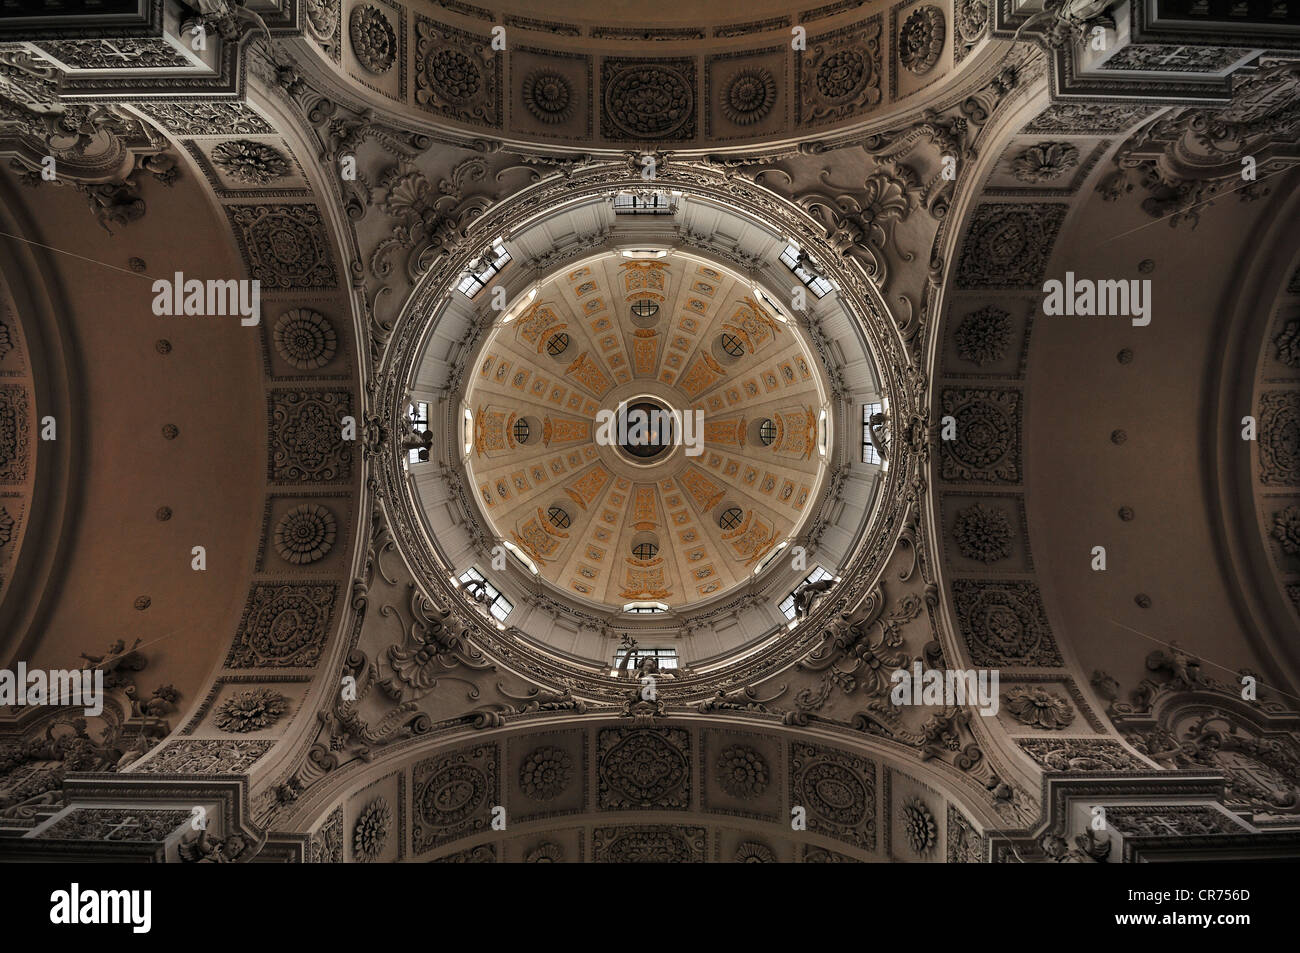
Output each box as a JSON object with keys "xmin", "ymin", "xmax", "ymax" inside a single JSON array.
[
  {"xmin": 632, "ymin": 541, "xmax": 660, "ymax": 560},
  {"xmin": 545, "ymin": 332, "xmax": 570, "ymax": 356},
  {"xmin": 718, "ymin": 506, "xmax": 744, "ymax": 530},
  {"xmin": 630, "ymin": 299, "xmax": 661, "ymax": 329},
  {"xmin": 547, "ymin": 505, "xmax": 570, "ymax": 529},
  {"xmin": 720, "ymin": 333, "xmax": 745, "ymax": 358},
  {"xmin": 758, "ymin": 418, "xmax": 776, "ymax": 446},
  {"xmin": 513, "ymin": 419, "xmax": 531, "ymax": 444}
]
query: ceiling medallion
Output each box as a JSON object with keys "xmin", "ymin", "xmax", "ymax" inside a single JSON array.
[
  {"xmin": 523, "ymin": 69, "xmax": 574, "ymax": 125},
  {"xmin": 349, "ymin": 4, "xmax": 397, "ymax": 75},
  {"xmin": 519, "ymin": 746, "xmax": 574, "ymax": 800},
  {"xmin": 353, "ymin": 798, "xmax": 392, "ymax": 862},
  {"xmin": 954, "ymin": 305, "xmax": 1012, "ymax": 366},
  {"xmin": 603, "ymin": 63, "xmax": 694, "ymax": 139},
  {"xmin": 274, "ymin": 504, "xmax": 338, "ymax": 565},
  {"xmin": 901, "ymin": 797, "xmax": 938, "ymax": 853},
  {"xmin": 274, "ymin": 309, "xmax": 338, "ymax": 369},
  {"xmin": 210, "ymin": 139, "xmax": 291, "ymax": 184},
  {"xmin": 426, "ymin": 47, "xmax": 481, "ymax": 105},
  {"xmin": 721, "ymin": 67, "xmax": 777, "ymax": 126},
  {"xmin": 816, "ymin": 49, "xmax": 870, "ymax": 102},
  {"xmin": 899, "ymin": 6, "xmax": 946, "ymax": 76},
  {"xmin": 1011, "ymin": 141, "xmax": 1080, "ymax": 184}
]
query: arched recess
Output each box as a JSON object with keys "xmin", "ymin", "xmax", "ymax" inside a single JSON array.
[
  {"xmin": 0, "ymin": 135, "xmax": 271, "ymax": 710},
  {"xmin": 1212, "ymin": 178, "xmax": 1300, "ymax": 693},
  {"xmin": 280, "ymin": 713, "xmax": 1004, "ymax": 863},
  {"xmin": 0, "ymin": 56, "xmax": 373, "ymax": 835},
  {"xmin": 0, "ymin": 133, "xmax": 279, "ymax": 835},
  {"xmin": 278, "ymin": 0, "xmax": 1003, "ymax": 155},
  {"xmin": 103, "ymin": 65, "xmax": 374, "ymax": 795},
  {"xmin": 918, "ymin": 51, "xmax": 1300, "ymax": 860},
  {"xmin": 0, "ymin": 173, "xmax": 81, "ymax": 662}
]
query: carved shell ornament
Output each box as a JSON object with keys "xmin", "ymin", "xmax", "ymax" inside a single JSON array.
[
  {"xmin": 722, "ymin": 67, "xmax": 777, "ymax": 126},
  {"xmin": 525, "ymin": 843, "xmax": 564, "ymax": 862},
  {"xmin": 735, "ymin": 842, "xmax": 777, "ymax": 862},
  {"xmin": 523, "ymin": 70, "xmax": 574, "ymax": 124},
  {"xmin": 349, "ymin": 4, "xmax": 396, "ymax": 74},
  {"xmin": 899, "ymin": 6, "xmax": 946, "ymax": 76},
  {"xmin": 795, "ymin": 164, "xmax": 922, "ymax": 285}
]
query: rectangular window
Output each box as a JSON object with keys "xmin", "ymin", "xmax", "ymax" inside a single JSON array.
[
  {"xmin": 780, "ymin": 243, "xmax": 834, "ymax": 298},
  {"xmin": 862, "ymin": 402, "xmax": 882, "ymax": 465},
  {"xmin": 613, "ymin": 646, "xmax": 678, "ymax": 671},
  {"xmin": 457, "ymin": 242, "xmax": 511, "ymax": 298},
  {"xmin": 458, "ymin": 567, "xmax": 514, "ymax": 622},
  {"xmin": 613, "ymin": 191, "xmax": 674, "ymax": 215},
  {"xmin": 779, "ymin": 565, "xmax": 834, "ymax": 621},
  {"xmin": 755, "ymin": 288, "xmax": 785, "ymax": 318},
  {"xmin": 408, "ymin": 401, "xmax": 429, "ymax": 465}
]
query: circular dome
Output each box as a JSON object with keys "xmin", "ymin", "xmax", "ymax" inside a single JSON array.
[
  {"xmin": 460, "ymin": 249, "xmax": 832, "ymax": 614},
  {"xmin": 389, "ymin": 167, "xmax": 901, "ymax": 691}
]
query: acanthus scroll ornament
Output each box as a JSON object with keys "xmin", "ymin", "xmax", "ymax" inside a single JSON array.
[
  {"xmin": 370, "ymin": 158, "xmax": 496, "ymax": 283},
  {"xmin": 787, "ymin": 582, "xmax": 922, "ymax": 723},
  {"xmin": 793, "ymin": 161, "xmax": 924, "ymax": 288}
]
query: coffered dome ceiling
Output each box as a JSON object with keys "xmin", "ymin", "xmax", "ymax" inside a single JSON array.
[{"xmin": 460, "ymin": 250, "xmax": 832, "ymax": 613}]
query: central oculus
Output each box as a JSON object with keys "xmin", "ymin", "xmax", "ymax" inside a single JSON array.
[
  {"xmin": 595, "ymin": 396, "xmax": 703, "ymax": 461},
  {"xmin": 617, "ymin": 399, "xmax": 675, "ymax": 459}
]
